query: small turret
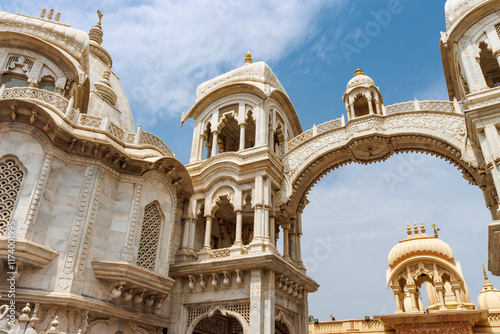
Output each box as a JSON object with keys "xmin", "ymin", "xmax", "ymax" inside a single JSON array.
[{"xmin": 343, "ymin": 69, "xmax": 384, "ymax": 121}]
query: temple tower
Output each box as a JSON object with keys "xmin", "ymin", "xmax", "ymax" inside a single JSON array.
[
  {"xmin": 171, "ymin": 53, "xmax": 318, "ymax": 333},
  {"xmin": 441, "ymin": 0, "xmax": 500, "ymax": 275}
]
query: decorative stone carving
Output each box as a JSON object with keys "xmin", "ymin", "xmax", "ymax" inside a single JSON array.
[{"xmin": 136, "ymin": 202, "xmax": 162, "ymax": 271}]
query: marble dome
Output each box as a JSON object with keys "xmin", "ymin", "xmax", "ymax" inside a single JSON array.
[
  {"xmin": 388, "ymin": 224, "xmax": 454, "ymax": 268},
  {"xmin": 478, "ymin": 275, "xmax": 500, "ymax": 312},
  {"xmin": 346, "ymin": 69, "xmax": 375, "ymax": 90},
  {"xmin": 445, "ymin": 0, "xmax": 488, "ymax": 29}
]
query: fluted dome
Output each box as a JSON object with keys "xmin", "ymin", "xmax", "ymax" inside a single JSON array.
[
  {"xmin": 478, "ymin": 275, "xmax": 500, "ymax": 312},
  {"xmin": 346, "ymin": 69, "xmax": 375, "ymax": 89},
  {"xmin": 388, "ymin": 224, "xmax": 454, "ymax": 268},
  {"xmin": 444, "ymin": 0, "xmax": 488, "ymax": 29}
]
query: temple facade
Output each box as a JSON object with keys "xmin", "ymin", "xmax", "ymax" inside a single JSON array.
[{"xmin": 0, "ymin": 0, "xmax": 500, "ymax": 333}]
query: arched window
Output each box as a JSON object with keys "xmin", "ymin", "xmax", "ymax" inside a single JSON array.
[
  {"xmin": 479, "ymin": 42, "xmax": 500, "ymax": 88},
  {"xmin": 0, "ymin": 74, "xmax": 28, "ymax": 89},
  {"xmin": 0, "ymin": 157, "xmax": 25, "ymax": 236},
  {"xmin": 218, "ymin": 114, "xmax": 239, "ymax": 153},
  {"xmin": 38, "ymin": 75, "xmax": 56, "ymax": 92},
  {"xmin": 353, "ymin": 95, "xmax": 370, "ymax": 117},
  {"xmin": 136, "ymin": 202, "xmax": 162, "ymax": 271}
]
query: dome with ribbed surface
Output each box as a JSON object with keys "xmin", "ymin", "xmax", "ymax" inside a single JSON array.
[
  {"xmin": 388, "ymin": 224, "xmax": 454, "ymax": 268},
  {"xmin": 346, "ymin": 69, "xmax": 375, "ymax": 89},
  {"xmin": 444, "ymin": 0, "xmax": 488, "ymax": 29},
  {"xmin": 478, "ymin": 275, "xmax": 500, "ymax": 311}
]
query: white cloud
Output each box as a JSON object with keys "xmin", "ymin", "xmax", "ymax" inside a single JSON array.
[
  {"xmin": 301, "ymin": 153, "xmax": 494, "ymax": 320},
  {"xmin": 3, "ymin": 0, "xmax": 346, "ymax": 125}
]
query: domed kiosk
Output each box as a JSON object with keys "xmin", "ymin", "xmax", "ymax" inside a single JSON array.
[
  {"xmin": 386, "ymin": 223, "xmax": 474, "ymax": 313},
  {"xmin": 342, "ymin": 69, "xmax": 384, "ymax": 121}
]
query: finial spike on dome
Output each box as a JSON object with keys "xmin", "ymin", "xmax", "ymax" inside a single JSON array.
[
  {"xmin": 413, "ymin": 222, "xmax": 419, "ymax": 235},
  {"xmin": 483, "ymin": 264, "xmax": 489, "ymax": 280},
  {"xmin": 420, "ymin": 221, "xmax": 426, "ymax": 234},
  {"xmin": 97, "ymin": 10, "xmax": 103, "ymax": 25},
  {"xmin": 354, "ymin": 69, "xmax": 365, "ymax": 76},
  {"xmin": 432, "ymin": 223, "xmax": 440, "ymax": 238},
  {"xmin": 406, "ymin": 224, "xmax": 412, "ymax": 236},
  {"xmin": 244, "ymin": 52, "xmax": 252, "ymax": 65}
]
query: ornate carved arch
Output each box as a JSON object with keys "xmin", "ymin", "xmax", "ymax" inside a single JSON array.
[
  {"xmin": 185, "ymin": 305, "xmax": 249, "ymax": 334},
  {"xmin": 280, "ymin": 113, "xmax": 483, "ymax": 216},
  {"xmin": 275, "ymin": 309, "xmax": 297, "ymax": 334}
]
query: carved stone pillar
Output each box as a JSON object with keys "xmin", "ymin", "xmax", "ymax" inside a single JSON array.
[
  {"xmin": 239, "ymin": 124, "xmax": 246, "ymax": 151},
  {"xmin": 234, "ymin": 210, "xmax": 243, "ymax": 246},
  {"xmin": 253, "ymin": 204, "xmax": 263, "ymax": 241},
  {"xmin": 452, "ymin": 281, "xmax": 464, "ymax": 309},
  {"xmin": 269, "ymin": 216, "xmax": 276, "ymax": 246},
  {"xmin": 282, "ymin": 222, "xmax": 290, "ymax": 260},
  {"xmin": 211, "ymin": 132, "xmax": 218, "ymax": 157},
  {"xmin": 203, "ymin": 216, "xmax": 213, "ymax": 250},
  {"xmin": 188, "ymin": 220, "xmax": 196, "ymax": 251},
  {"xmin": 263, "ymin": 177, "xmax": 270, "ymax": 241},
  {"xmin": 434, "ymin": 281, "xmax": 447, "ymax": 310},
  {"xmin": 249, "ymin": 269, "xmax": 274, "ymax": 333},
  {"xmin": 198, "ymin": 135, "xmax": 205, "ymax": 160},
  {"xmin": 407, "ymin": 285, "xmax": 419, "ymax": 312},
  {"xmin": 180, "ymin": 218, "xmax": 190, "ymax": 250},
  {"xmin": 391, "ymin": 286, "xmax": 403, "ymax": 314},
  {"xmin": 375, "ymin": 99, "xmax": 381, "ymax": 115},
  {"xmin": 368, "ymin": 97, "xmax": 374, "ymax": 114}
]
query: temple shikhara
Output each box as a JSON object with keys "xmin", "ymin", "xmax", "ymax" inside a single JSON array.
[{"xmin": 0, "ymin": 0, "xmax": 500, "ymax": 333}]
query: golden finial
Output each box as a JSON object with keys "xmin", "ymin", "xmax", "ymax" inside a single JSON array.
[
  {"xmin": 420, "ymin": 221, "xmax": 426, "ymax": 234},
  {"xmin": 483, "ymin": 264, "xmax": 489, "ymax": 279},
  {"xmin": 244, "ymin": 51, "xmax": 252, "ymax": 65},
  {"xmin": 432, "ymin": 224, "xmax": 440, "ymax": 238},
  {"xmin": 97, "ymin": 10, "xmax": 103, "ymax": 25},
  {"xmin": 354, "ymin": 69, "xmax": 365, "ymax": 76},
  {"xmin": 413, "ymin": 222, "xmax": 419, "ymax": 235},
  {"xmin": 406, "ymin": 224, "xmax": 412, "ymax": 236}
]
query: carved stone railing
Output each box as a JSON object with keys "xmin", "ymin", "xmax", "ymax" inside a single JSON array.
[
  {"xmin": 285, "ymin": 99, "xmax": 465, "ymax": 156},
  {"xmin": 209, "ymin": 247, "xmax": 231, "ymax": 259},
  {"xmin": 287, "ymin": 117, "xmax": 344, "ymax": 152},
  {"xmin": 308, "ymin": 319, "xmax": 385, "ymax": 333},
  {"xmin": 385, "ymin": 98, "xmax": 464, "ymax": 115},
  {"xmin": 139, "ymin": 131, "xmax": 173, "ymax": 157},
  {"xmin": 1, "ymin": 87, "xmax": 69, "ymax": 112},
  {"xmin": 0, "ymin": 85, "xmax": 173, "ymax": 157}
]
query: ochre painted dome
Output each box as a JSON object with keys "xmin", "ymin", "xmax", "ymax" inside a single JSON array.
[
  {"xmin": 346, "ymin": 69, "xmax": 375, "ymax": 89},
  {"xmin": 444, "ymin": 0, "xmax": 488, "ymax": 29},
  {"xmin": 478, "ymin": 275, "xmax": 500, "ymax": 312},
  {"xmin": 388, "ymin": 224, "xmax": 454, "ymax": 268}
]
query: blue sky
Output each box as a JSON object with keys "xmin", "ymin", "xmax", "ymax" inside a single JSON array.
[{"xmin": 3, "ymin": 0, "xmax": 498, "ymax": 321}]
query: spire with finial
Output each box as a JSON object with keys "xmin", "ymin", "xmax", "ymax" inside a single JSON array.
[
  {"xmin": 47, "ymin": 9, "xmax": 54, "ymax": 20},
  {"xmin": 97, "ymin": 10, "xmax": 103, "ymax": 25},
  {"xmin": 432, "ymin": 224, "xmax": 441, "ymax": 238},
  {"xmin": 19, "ymin": 303, "xmax": 31, "ymax": 322},
  {"xmin": 420, "ymin": 221, "xmax": 426, "ymax": 234},
  {"xmin": 413, "ymin": 222, "xmax": 419, "ymax": 235},
  {"xmin": 483, "ymin": 264, "xmax": 489, "ymax": 280},
  {"xmin": 354, "ymin": 68, "xmax": 365, "ymax": 76},
  {"xmin": 94, "ymin": 66, "xmax": 117, "ymax": 105},
  {"xmin": 244, "ymin": 51, "xmax": 252, "ymax": 65},
  {"xmin": 40, "ymin": 9, "xmax": 46, "ymax": 19},
  {"xmin": 47, "ymin": 316, "xmax": 60, "ymax": 334},
  {"xmin": 89, "ymin": 10, "xmax": 104, "ymax": 45},
  {"xmin": 406, "ymin": 224, "xmax": 412, "ymax": 236}
]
